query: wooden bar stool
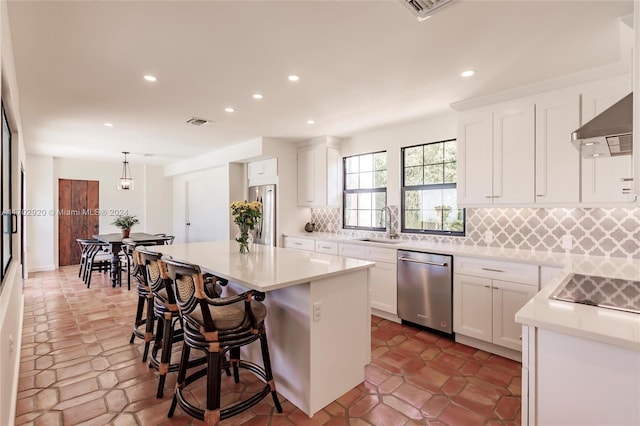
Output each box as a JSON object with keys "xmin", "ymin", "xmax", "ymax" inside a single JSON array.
[
  {"xmin": 128, "ymin": 244, "xmax": 154, "ymax": 362},
  {"xmin": 159, "ymin": 256, "xmax": 282, "ymax": 425}
]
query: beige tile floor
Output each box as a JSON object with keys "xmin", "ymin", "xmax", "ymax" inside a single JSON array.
[{"xmin": 16, "ymin": 266, "xmax": 521, "ymax": 425}]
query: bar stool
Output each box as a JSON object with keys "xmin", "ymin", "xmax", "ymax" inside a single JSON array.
[
  {"xmin": 128, "ymin": 244, "xmax": 154, "ymax": 362},
  {"xmin": 159, "ymin": 256, "xmax": 282, "ymax": 425}
]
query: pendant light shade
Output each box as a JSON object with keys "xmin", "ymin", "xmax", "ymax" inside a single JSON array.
[{"xmin": 117, "ymin": 151, "xmax": 134, "ymax": 190}]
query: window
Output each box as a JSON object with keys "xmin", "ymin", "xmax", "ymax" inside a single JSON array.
[
  {"xmin": 401, "ymin": 139, "xmax": 465, "ymax": 235},
  {"xmin": 343, "ymin": 151, "xmax": 387, "ymax": 230},
  {"xmin": 1, "ymin": 102, "xmax": 12, "ymax": 281}
]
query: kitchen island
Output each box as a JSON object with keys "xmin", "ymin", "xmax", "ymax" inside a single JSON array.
[
  {"xmin": 145, "ymin": 240, "xmax": 375, "ymax": 417},
  {"xmin": 516, "ymin": 256, "xmax": 640, "ymax": 426}
]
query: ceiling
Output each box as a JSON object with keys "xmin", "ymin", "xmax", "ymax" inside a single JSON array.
[{"xmin": 7, "ymin": 0, "xmax": 634, "ymax": 166}]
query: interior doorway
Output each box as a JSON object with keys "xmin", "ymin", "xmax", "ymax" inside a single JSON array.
[{"xmin": 58, "ymin": 179, "xmax": 99, "ymax": 266}]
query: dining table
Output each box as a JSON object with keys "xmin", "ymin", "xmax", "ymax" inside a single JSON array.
[{"xmin": 93, "ymin": 232, "xmax": 171, "ymax": 287}]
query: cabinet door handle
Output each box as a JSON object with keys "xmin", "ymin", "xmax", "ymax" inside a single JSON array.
[
  {"xmin": 481, "ymin": 267, "xmax": 504, "ymax": 273},
  {"xmin": 622, "ymin": 189, "xmax": 632, "ymax": 194},
  {"xmin": 536, "ymin": 194, "xmax": 545, "ymax": 197},
  {"xmin": 293, "ymin": 242, "xmax": 302, "ymax": 245},
  {"xmin": 398, "ymin": 257, "xmax": 448, "ymax": 267},
  {"xmin": 620, "ymin": 177, "xmax": 634, "ymax": 182},
  {"xmin": 484, "ymin": 285, "xmax": 491, "ymax": 289}
]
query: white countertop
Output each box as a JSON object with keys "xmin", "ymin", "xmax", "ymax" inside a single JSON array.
[
  {"xmin": 145, "ymin": 240, "xmax": 374, "ymax": 292},
  {"xmin": 286, "ymin": 232, "xmax": 640, "ymax": 351}
]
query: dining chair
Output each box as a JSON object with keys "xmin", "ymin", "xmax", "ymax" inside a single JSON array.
[{"xmin": 83, "ymin": 241, "xmax": 112, "ymax": 288}]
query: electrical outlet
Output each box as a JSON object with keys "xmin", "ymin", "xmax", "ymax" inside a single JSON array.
[
  {"xmin": 561, "ymin": 235, "xmax": 573, "ymax": 250},
  {"xmin": 483, "ymin": 231, "xmax": 494, "ymax": 244},
  {"xmin": 313, "ymin": 302, "xmax": 322, "ymax": 322}
]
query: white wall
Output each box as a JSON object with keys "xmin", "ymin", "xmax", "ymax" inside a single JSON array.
[
  {"xmin": 26, "ymin": 155, "xmax": 54, "ymax": 271},
  {"xmin": 143, "ymin": 165, "xmax": 174, "ymax": 235},
  {"xmin": 172, "ymin": 165, "xmax": 232, "ymax": 244},
  {"xmin": 340, "ymin": 113, "xmax": 458, "ymax": 206},
  {"xmin": 0, "ymin": 0, "xmax": 28, "ymax": 423}
]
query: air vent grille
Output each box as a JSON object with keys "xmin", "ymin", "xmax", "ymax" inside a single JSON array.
[
  {"xmin": 186, "ymin": 117, "xmax": 211, "ymax": 126},
  {"xmin": 398, "ymin": 0, "xmax": 455, "ymax": 21}
]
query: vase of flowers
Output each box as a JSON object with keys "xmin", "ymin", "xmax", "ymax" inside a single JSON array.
[{"xmin": 230, "ymin": 200, "xmax": 262, "ymax": 254}]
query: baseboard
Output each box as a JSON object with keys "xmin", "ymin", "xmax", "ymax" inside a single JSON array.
[
  {"xmin": 455, "ymin": 334, "xmax": 522, "ymax": 362},
  {"xmin": 371, "ymin": 308, "xmax": 401, "ymax": 324},
  {"xmin": 28, "ymin": 265, "xmax": 56, "ymax": 273}
]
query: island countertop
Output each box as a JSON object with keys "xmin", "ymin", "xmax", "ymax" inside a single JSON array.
[{"xmin": 145, "ymin": 240, "xmax": 375, "ymax": 292}]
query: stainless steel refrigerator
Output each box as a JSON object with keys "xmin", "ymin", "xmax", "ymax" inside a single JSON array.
[{"xmin": 248, "ymin": 184, "xmax": 276, "ymax": 246}]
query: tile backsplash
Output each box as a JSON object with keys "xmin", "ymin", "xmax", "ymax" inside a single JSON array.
[{"xmin": 310, "ymin": 206, "xmax": 640, "ymax": 259}]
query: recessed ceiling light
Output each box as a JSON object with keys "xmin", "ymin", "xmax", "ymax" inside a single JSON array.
[
  {"xmin": 288, "ymin": 74, "xmax": 300, "ymax": 82},
  {"xmin": 461, "ymin": 70, "xmax": 475, "ymax": 78},
  {"xmin": 104, "ymin": 122, "xmax": 114, "ymax": 127},
  {"xmin": 143, "ymin": 75, "xmax": 157, "ymax": 82},
  {"xmin": 306, "ymin": 120, "xmax": 315, "ymax": 125},
  {"xmin": 252, "ymin": 93, "xmax": 263, "ymax": 100},
  {"xmin": 592, "ymin": 153, "xmax": 601, "ymax": 158},
  {"xmin": 225, "ymin": 107, "xmax": 235, "ymax": 113},
  {"xmin": 584, "ymin": 142, "xmax": 595, "ymax": 146}
]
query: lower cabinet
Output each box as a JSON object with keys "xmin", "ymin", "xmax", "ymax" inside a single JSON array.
[
  {"xmin": 283, "ymin": 236, "xmax": 315, "ymax": 252},
  {"xmin": 454, "ymin": 257, "xmax": 538, "ymax": 352},
  {"xmin": 338, "ymin": 243, "xmax": 398, "ymax": 316}
]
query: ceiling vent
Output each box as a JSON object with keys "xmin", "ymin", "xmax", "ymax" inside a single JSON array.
[
  {"xmin": 186, "ymin": 117, "xmax": 211, "ymax": 126},
  {"xmin": 398, "ymin": 0, "xmax": 455, "ymax": 21}
]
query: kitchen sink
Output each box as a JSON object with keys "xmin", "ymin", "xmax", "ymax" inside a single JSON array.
[{"xmin": 356, "ymin": 238, "xmax": 403, "ymax": 244}]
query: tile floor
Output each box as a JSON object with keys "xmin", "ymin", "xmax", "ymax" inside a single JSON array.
[{"xmin": 16, "ymin": 266, "xmax": 521, "ymax": 425}]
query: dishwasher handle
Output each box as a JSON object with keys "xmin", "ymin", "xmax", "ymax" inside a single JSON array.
[{"xmin": 398, "ymin": 256, "xmax": 448, "ymax": 267}]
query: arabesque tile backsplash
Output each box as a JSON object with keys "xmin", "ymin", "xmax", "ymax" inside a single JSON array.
[{"xmin": 310, "ymin": 206, "xmax": 640, "ymax": 259}]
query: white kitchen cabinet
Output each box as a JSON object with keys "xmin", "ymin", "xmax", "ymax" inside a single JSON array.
[
  {"xmin": 534, "ymin": 91, "xmax": 581, "ymax": 204},
  {"xmin": 581, "ymin": 78, "xmax": 635, "ymax": 204},
  {"xmin": 314, "ymin": 240, "xmax": 338, "ymax": 255},
  {"xmin": 283, "ymin": 236, "xmax": 315, "ymax": 252},
  {"xmin": 248, "ymin": 158, "xmax": 277, "ymax": 180},
  {"xmin": 454, "ymin": 257, "xmax": 538, "ymax": 353},
  {"xmin": 458, "ymin": 100, "xmax": 535, "ymax": 206},
  {"xmin": 338, "ymin": 242, "xmax": 398, "ymax": 317},
  {"xmin": 297, "ymin": 142, "xmax": 341, "ymax": 207}
]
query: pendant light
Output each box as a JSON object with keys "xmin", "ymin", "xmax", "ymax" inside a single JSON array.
[{"xmin": 117, "ymin": 151, "xmax": 134, "ymax": 190}]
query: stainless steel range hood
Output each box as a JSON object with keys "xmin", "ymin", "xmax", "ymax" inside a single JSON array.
[{"xmin": 571, "ymin": 92, "xmax": 632, "ymax": 158}]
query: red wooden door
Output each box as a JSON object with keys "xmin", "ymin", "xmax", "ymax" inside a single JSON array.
[{"xmin": 58, "ymin": 179, "xmax": 99, "ymax": 266}]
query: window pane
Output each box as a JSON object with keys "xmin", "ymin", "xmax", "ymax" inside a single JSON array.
[
  {"xmin": 405, "ymin": 210, "xmax": 421, "ymax": 229},
  {"xmin": 359, "ymin": 172, "xmax": 373, "ymax": 189},
  {"xmin": 2, "ymin": 106, "xmax": 11, "ymax": 274},
  {"xmin": 344, "ymin": 209, "xmax": 357, "ymax": 227},
  {"xmin": 358, "ymin": 192, "xmax": 372, "ymax": 209},
  {"xmin": 404, "ymin": 190, "xmax": 420, "ymax": 210},
  {"xmin": 373, "ymin": 192, "xmax": 386, "ymax": 210},
  {"xmin": 444, "ymin": 162, "xmax": 457, "ymax": 183},
  {"xmin": 373, "ymin": 209, "xmax": 384, "ymax": 228},
  {"xmin": 424, "ymin": 164, "xmax": 444, "ymax": 185},
  {"xmin": 444, "ymin": 141, "xmax": 457, "ymax": 163},
  {"xmin": 421, "ymin": 209, "xmax": 441, "ymax": 230},
  {"xmin": 374, "ymin": 170, "xmax": 387, "ymax": 188},
  {"xmin": 345, "ymin": 156, "xmax": 359, "ymax": 173},
  {"xmin": 374, "ymin": 152, "xmax": 386, "ymax": 171},
  {"xmin": 405, "ymin": 166, "xmax": 422, "ymax": 186},
  {"xmin": 359, "ymin": 153, "xmax": 373, "ymax": 172},
  {"xmin": 446, "ymin": 209, "xmax": 465, "ymax": 232},
  {"xmin": 358, "ymin": 210, "xmax": 372, "ymax": 227},
  {"xmin": 404, "ymin": 146, "xmax": 422, "ymax": 167},
  {"xmin": 442, "ymin": 188, "xmax": 457, "ymax": 208},
  {"xmin": 422, "ymin": 189, "xmax": 442, "ymax": 210},
  {"xmin": 345, "ymin": 193, "xmax": 357, "ymax": 211},
  {"xmin": 424, "ymin": 143, "xmax": 443, "ymax": 165},
  {"xmin": 346, "ymin": 173, "xmax": 359, "ymax": 190}
]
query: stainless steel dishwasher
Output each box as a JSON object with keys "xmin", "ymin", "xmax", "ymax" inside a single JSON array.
[{"xmin": 397, "ymin": 250, "xmax": 453, "ymax": 334}]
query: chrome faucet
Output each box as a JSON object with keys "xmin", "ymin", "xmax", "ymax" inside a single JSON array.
[{"xmin": 381, "ymin": 206, "xmax": 398, "ymax": 239}]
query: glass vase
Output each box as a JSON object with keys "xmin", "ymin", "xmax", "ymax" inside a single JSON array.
[{"xmin": 235, "ymin": 229, "xmax": 254, "ymax": 254}]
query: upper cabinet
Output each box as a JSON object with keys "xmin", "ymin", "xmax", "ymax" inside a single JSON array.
[
  {"xmin": 297, "ymin": 138, "xmax": 341, "ymax": 207},
  {"xmin": 248, "ymin": 158, "xmax": 278, "ymax": 180},
  {"xmin": 458, "ymin": 100, "xmax": 535, "ymax": 206},
  {"xmin": 580, "ymin": 78, "xmax": 635, "ymax": 204},
  {"xmin": 534, "ymin": 91, "xmax": 580, "ymax": 205},
  {"xmin": 457, "ymin": 75, "xmax": 635, "ymax": 207}
]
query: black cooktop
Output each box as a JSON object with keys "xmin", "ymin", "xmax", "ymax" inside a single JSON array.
[{"xmin": 550, "ymin": 273, "xmax": 640, "ymax": 314}]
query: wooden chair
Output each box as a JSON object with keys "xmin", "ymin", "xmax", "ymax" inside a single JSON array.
[
  {"xmin": 159, "ymin": 256, "xmax": 282, "ymax": 425},
  {"xmin": 83, "ymin": 241, "xmax": 112, "ymax": 288},
  {"xmin": 128, "ymin": 245, "xmax": 154, "ymax": 362}
]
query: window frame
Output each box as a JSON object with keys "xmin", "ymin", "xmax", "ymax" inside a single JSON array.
[
  {"xmin": 1, "ymin": 101, "xmax": 12, "ymax": 282},
  {"xmin": 400, "ymin": 138, "xmax": 465, "ymax": 237},
  {"xmin": 342, "ymin": 150, "xmax": 387, "ymax": 231}
]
